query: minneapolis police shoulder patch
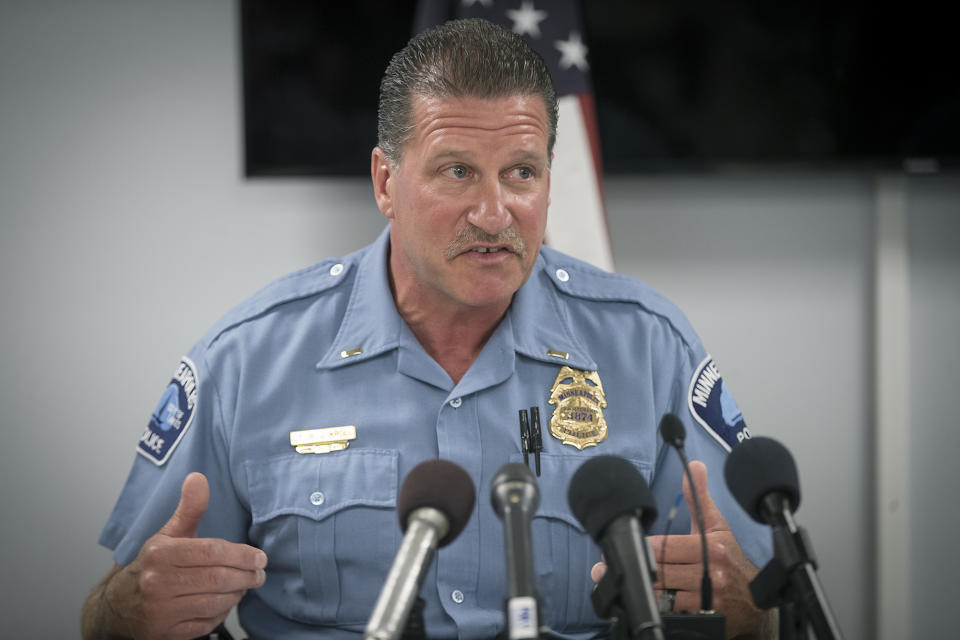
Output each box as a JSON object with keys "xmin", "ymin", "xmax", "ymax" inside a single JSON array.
[
  {"xmin": 687, "ymin": 356, "xmax": 751, "ymax": 452},
  {"xmin": 137, "ymin": 356, "xmax": 199, "ymax": 465}
]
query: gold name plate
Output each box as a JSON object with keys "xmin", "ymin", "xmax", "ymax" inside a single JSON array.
[{"xmin": 289, "ymin": 425, "xmax": 357, "ymax": 453}]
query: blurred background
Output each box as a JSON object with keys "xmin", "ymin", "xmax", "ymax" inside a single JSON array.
[{"xmin": 1, "ymin": 1, "xmax": 957, "ymax": 638}]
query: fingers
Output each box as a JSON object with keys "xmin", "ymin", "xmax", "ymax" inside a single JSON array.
[
  {"xmin": 141, "ymin": 563, "xmax": 266, "ymax": 599},
  {"xmin": 143, "ymin": 535, "xmax": 267, "ymax": 571},
  {"xmin": 145, "ymin": 591, "xmax": 245, "ymax": 640},
  {"xmin": 159, "ymin": 472, "xmax": 210, "ymax": 538},
  {"xmin": 142, "ymin": 592, "xmax": 241, "ymax": 624},
  {"xmin": 648, "ymin": 534, "xmax": 701, "ymax": 564},
  {"xmin": 653, "ymin": 560, "xmax": 702, "ymax": 591},
  {"xmin": 165, "ymin": 618, "xmax": 227, "ymax": 640},
  {"xmin": 667, "ymin": 588, "xmax": 705, "ymax": 615},
  {"xmin": 590, "ymin": 561, "xmax": 607, "ymax": 583},
  {"xmin": 683, "ymin": 460, "xmax": 727, "ymax": 534}
]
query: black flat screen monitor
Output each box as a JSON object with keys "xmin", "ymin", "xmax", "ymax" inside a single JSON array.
[{"xmin": 241, "ymin": 0, "xmax": 959, "ymax": 175}]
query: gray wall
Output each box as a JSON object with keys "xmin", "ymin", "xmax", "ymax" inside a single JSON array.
[
  {"xmin": 1, "ymin": 2, "xmax": 956, "ymax": 638},
  {"xmin": 907, "ymin": 180, "xmax": 960, "ymax": 639},
  {"xmin": 608, "ymin": 174, "xmax": 876, "ymax": 639}
]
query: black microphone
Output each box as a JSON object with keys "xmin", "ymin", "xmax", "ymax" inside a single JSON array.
[
  {"xmin": 365, "ymin": 459, "xmax": 476, "ymax": 640},
  {"xmin": 658, "ymin": 413, "xmax": 713, "ymax": 613},
  {"xmin": 491, "ymin": 462, "xmax": 542, "ymax": 639},
  {"xmin": 568, "ymin": 455, "xmax": 665, "ymax": 640},
  {"xmin": 724, "ymin": 437, "xmax": 844, "ymax": 640},
  {"xmin": 724, "ymin": 436, "xmax": 800, "ymax": 525}
]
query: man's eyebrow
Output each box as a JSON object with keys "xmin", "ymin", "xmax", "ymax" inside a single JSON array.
[
  {"xmin": 428, "ymin": 150, "xmax": 475, "ymax": 163},
  {"xmin": 427, "ymin": 149, "xmax": 548, "ymax": 165},
  {"xmin": 508, "ymin": 150, "xmax": 547, "ymax": 165}
]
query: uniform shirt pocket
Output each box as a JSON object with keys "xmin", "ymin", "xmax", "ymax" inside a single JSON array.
[
  {"xmin": 246, "ymin": 449, "xmax": 399, "ymax": 626},
  {"xmin": 525, "ymin": 453, "xmax": 652, "ymax": 636}
]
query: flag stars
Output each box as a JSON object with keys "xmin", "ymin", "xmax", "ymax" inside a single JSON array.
[
  {"xmin": 507, "ymin": 1, "xmax": 548, "ymax": 38},
  {"xmin": 555, "ymin": 31, "xmax": 589, "ymax": 71}
]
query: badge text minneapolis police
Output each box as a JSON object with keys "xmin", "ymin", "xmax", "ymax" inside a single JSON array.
[
  {"xmin": 690, "ymin": 358, "xmax": 752, "ymax": 445},
  {"xmin": 557, "ymin": 388, "xmax": 600, "ymax": 423},
  {"xmin": 139, "ymin": 360, "xmax": 198, "ymax": 455}
]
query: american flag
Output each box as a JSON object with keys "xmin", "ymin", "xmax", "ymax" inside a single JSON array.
[{"xmin": 413, "ymin": 0, "xmax": 614, "ymax": 272}]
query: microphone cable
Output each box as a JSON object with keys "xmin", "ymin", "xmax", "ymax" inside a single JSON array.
[
  {"xmin": 659, "ymin": 413, "xmax": 714, "ymax": 613},
  {"xmin": 657, "ymin": 492, "xmax": 684, "ymax": 613}
]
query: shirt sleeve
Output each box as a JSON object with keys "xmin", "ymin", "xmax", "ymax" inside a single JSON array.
[
  {"xmin": 649, "ymin": 330, "xmax": 773, "ymax": 569},
  {"xmin": 98, "ymin": 344, "xmax": 250, "ymax": 565}
]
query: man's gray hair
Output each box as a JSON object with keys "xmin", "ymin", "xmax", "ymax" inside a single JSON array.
[{"xmin": 377, "ymin": 18, "xmax": 558, "ymax": 166}]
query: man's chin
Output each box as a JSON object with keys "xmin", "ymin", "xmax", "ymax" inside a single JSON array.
[{"xmin": 453, "ymin": 282, "xmax": 521, "ymax": 310}]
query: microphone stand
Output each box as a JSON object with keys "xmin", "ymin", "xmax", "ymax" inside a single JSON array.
[
  {"xmin": 749, "ymin": 496, "xmax": 844, "ymax": 640},
  {"xmin": 590, "ymin": 518, "xmax": 665, "ymax": 640},
  {"xmin": 593, "ymin": 567, "xmax": 658, "ymax": 640},
  {"xmin": 401, "ymin": 597, "xmax": 427, "ymax": 640}
]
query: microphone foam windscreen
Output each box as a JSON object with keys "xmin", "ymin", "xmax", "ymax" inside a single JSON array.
[
  {"xmin": 490, "ymin": 462, "xmax": 540, "ymax": 518},
  {"xmin": 397, "ymin": 459, "xmax": 476, "ymax": 547},
  {"xmin": 724, "ymin": 436, "xmax": 801, "ymax": 523},
  {"xmin": 567, "ymin": 455, "xmax": 657, "ymax": 541},
  {"xmin": 658, "ymin": 413, "xmax": 686, "ymax": 447}
]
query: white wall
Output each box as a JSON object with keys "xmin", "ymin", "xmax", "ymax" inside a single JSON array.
[
  {"xmin": 1, "ymin": 2, "xmax": 956, "ymax": 638},
  {"xmin": 0, "ymin": 2, "xmax": 384, "ymax": 635}
]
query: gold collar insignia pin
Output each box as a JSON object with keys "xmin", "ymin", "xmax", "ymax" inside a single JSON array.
[{"xmin": 548, "ymin": 366, "xmax": 608, "ymax": 450}]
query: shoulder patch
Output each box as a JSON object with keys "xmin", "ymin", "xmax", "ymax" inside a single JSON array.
[
  {"xmin": 687, "ymin": 356, "xmax": 751, "ymax": 452},
  {"xmin": 137, "ymin": 356, "xmax": 199, "ymax": 465}
]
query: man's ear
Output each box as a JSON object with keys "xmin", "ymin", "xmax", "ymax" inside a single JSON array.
[
  {"xmin": 547, "ymin": 152, "xmax": 553, "ymax": 208},
  {"xmin": 371, "ymin": 147, "xmax": 395, "ymax": 219}
]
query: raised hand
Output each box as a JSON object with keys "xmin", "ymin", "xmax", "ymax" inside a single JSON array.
[
  {"xmin": 100, "ymin": 472, "xmax": 268, "ymax": 640},
  {"xmin": 647, "ymin": 460, "xmax": 765, "ymax": 638}
]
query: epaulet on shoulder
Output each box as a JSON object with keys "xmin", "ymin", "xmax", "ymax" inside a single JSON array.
[
  {"xmin": 539, "ymin": 245, "xmax": 700, "ymax": 348},
  {"xmin": 200, "ymin": 256, "xmax": 355, "ymax": 348}
]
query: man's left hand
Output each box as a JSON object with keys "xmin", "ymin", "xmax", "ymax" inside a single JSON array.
[
  {"xmin": 647, "ymin": 459, "xmax": 766, "ymax": 639},
  {"xmin": 589, "ymin": 459, "xmax": 770, "ymax": 639}
]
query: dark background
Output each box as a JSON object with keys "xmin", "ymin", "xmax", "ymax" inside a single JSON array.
[{"xmin": 241, "ymin": 0, "xmax": 959, "ymax": 175}]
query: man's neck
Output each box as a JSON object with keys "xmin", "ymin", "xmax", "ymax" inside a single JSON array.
[
  {"xmin": 389, "ymin": 271, "xmax": 510, "ymax": 385},
  {"xmin": 397, "ymin": 295, "xmax": 508, "ymax": 385}
]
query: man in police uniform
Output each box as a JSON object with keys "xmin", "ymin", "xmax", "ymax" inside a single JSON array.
[{"xmin": 83, "ymin": 19, "xmax": 773, "ymax": 640}]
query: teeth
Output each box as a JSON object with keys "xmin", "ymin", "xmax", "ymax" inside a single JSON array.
[{"xmin": 472, "ymin": 247, "xmax": 501, "ymax": 253}]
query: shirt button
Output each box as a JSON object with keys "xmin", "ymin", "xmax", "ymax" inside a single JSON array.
[
  {"xmin": 451, "ymin": 589, "xmax": 464, "ymax": 604},
  {"xmin": 555, "ymin": 268, "xmax": 570, "ymax": 282},
  {"xmin": 309, "ymin": 491, "xmax": 325, "ymax": 506},
  {"xmin": 449, "ymin": 397, "xmax": 462, "ymax": 408},
  {"xmin": 329, "ymin": 263, "xmax": 344, "ymax": 276}
]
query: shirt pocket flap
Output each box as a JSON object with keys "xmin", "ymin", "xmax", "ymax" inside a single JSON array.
[
  {"xmin": 521, "ymin": 452, "xmax": 653, "ymax": 530},
  {"xmin": 246, "ymin": 449, "xmax": 398, "ymax": 525}
]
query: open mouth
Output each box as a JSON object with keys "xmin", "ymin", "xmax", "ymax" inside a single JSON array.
[
  {"xmin": 470, "ymin": 246, "xmax": 508, "ymax": 254},
  {"xmin": 444, "ymin": 229, "xmax": 526, "ymax": 262}
]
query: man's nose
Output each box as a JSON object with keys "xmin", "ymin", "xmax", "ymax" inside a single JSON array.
[{"xmin": 466, "ymin": 178, "xmax": 511, "ymax": 235}]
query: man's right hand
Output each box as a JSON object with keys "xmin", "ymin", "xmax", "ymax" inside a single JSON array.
[{"xmin": 97, "ymin": 472, "xmax": 268, "ymax": 640}]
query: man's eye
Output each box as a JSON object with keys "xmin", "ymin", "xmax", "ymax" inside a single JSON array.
[
  {"xmin": 508, "ymin": 166, "xmax": 534, "ymax": 180},
  {"xmin": 447, "ymin": 165, "xmax": 469, "ymax": 179}
]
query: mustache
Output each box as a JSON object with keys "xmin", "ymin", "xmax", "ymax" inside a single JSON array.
[{"xmin": 443, "ymin": 226, "xmax": 527, "ymax": 262}]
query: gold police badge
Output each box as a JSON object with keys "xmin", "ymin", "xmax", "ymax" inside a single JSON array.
[{"xmin": 548, "ymin": 366, "xmax": 608, "ymax": 449}]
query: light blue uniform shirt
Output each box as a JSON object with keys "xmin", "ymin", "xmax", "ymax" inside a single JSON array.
[{"xmin": 100, "ymin": 226, "xmax": 771, "ymax": 639}]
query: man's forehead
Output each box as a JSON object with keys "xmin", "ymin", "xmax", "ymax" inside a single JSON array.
[
  {"xmin": 411, "ymin": 93, "xmax": 548, "ymax": 126},
  {"xmin": 408, "ymin": 94, "xmax": 550, "ymax": 149}
]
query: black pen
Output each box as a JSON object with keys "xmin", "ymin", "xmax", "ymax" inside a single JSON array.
[
  {"xmin": 518, "ymin": 409, "xmax": 531, "ymax": 466},
  {"xmin": 529, "ymin": 406, "xmax": 542, "ymax": 476}
]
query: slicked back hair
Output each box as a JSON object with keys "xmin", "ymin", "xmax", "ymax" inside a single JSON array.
[{"xmin": 377, "ymin": 18, "xmax": 558, "ymax": 166}]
